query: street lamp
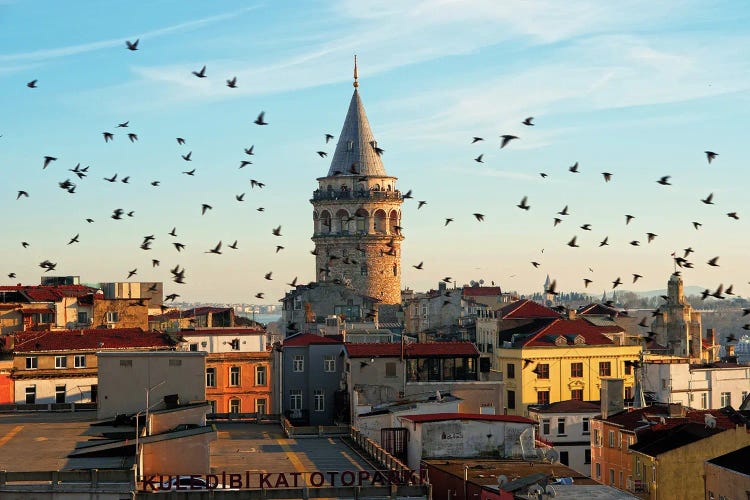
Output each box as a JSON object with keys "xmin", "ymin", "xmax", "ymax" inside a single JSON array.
[{"xmin": 144, "ymin": 380, "xmax": 166, "ymax": 437}]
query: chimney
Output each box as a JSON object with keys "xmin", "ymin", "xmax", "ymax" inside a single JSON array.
[
  {"xmin": 567, "ymin": 309, "xmax": 576, "ymax": 320},
  {"xmin": 600, "ymin": 378, "xmax": 625, "ymax": 420},
  {"xmin": 706, "ymin": 328, "xmax": 715, "ymax": 345}
]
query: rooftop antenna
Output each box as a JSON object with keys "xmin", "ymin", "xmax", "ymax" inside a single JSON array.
[{"xmin": 353, "ymin": 55, "xmax": 359, "ymax": 88}]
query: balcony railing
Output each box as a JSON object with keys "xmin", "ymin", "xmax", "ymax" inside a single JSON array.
[{"xmin": 312, "ymin": 190, "xmax": 402, "ymax": 202}]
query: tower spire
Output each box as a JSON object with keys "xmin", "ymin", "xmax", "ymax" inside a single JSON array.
[{"xmin": 353, "ymin": 55, "xmax": 359, "ymax": 88}]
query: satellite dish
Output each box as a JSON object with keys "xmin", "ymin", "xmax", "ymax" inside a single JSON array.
[
  {"xmin": 545, "ymin": 485, "xmax": 557, "ymax": 497},
  {"xmin": 528, "ymin": 484, "xmax": 544, "ymax": 495},
  {"xmin": 705, "ymin": 414, "xmax": 717, "ymax": 429},
  {"xmin": 479, "ymin": 279, "xmax": 485, "ymax": 285},
  {"xmin": 497, "ymin": 475, "xmax": 508, "ymax": 486},
  {"xmin": 545, "ymin": 448, "xmax": 559, "ymax": 463}
]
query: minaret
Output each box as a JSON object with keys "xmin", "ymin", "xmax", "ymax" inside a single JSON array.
[{"xmin": 310, "ymin": 57, "xmax": 404, "ymax": 304}]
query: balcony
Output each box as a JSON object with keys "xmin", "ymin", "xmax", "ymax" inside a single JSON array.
[{"xmin": 311, "ymin": 190, "xmax": 402, "ymax": 202}]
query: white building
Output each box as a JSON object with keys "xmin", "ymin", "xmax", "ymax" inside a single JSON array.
[
  {"xmin": 177, "ymin": 327, "xmax": 267, "ymax": 354},
  {"xmin": 642, "ymin": 357, "xmax": 750, "ymax": 409},
  {"xmin": 528, "ymin": 399, "xmax": 601, "ymax": 477},
  {"xmin": 97, "ymin": 351, "xmax": 206, "ymax": 419}
]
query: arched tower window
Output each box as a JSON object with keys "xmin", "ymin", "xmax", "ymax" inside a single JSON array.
[
  {"xmin": 354, "ymin": 208, "xmax": 368, "ymax": 234},
  {"xmin": 335, "ymin": 209, "xmax": 350, "ymax": 234},
  {"xmin": 389, "ymin": 210, "xmax": 399, "ymax": 234},
  {"xmin": 373, "ymin": 209, "xmax": 387, "ymax": 234},
  {"xmin": 320, "ymin": 210, "xmax": 332, "ymax": 234},
  {"xmin": 393, "ymin": 264, "xmax": 398, "ymax": 276}
]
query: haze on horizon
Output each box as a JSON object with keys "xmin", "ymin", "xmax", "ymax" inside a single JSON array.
[{"xmin": 1, "ymin": 0, "xmax": 749, "ymax": 303}]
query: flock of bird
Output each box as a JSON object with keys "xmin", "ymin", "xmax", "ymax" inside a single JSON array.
[{"xmin": 2, "ymin": 35, "xmax": 746, "ymax": 333}]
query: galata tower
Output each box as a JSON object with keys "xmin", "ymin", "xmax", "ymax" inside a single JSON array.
[{"xmin": 310, "ymin": 58, "xmax": 403, "ymax": 304}]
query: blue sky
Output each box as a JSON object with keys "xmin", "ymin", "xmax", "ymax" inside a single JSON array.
[{"xmin": 1, "ymin": 0, "xmax": 749, "ymax": 302}]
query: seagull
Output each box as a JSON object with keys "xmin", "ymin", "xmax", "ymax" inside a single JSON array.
[{"xmin": 125, "ymin": 39, "xmax": 139, "ymax": 51}]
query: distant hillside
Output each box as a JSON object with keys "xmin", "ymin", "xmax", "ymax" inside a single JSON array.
[{"xmin": 630, "ymin": 286, "xmax": 707, "ymax": 298}]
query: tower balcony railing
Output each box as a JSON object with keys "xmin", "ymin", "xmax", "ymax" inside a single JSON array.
[{"xmin": 312, "ymin": 189, "xmax": 402, "ymax": 202}]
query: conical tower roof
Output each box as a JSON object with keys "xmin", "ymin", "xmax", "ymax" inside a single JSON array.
[{"xmin": 326, "ymin": 89, "xmax": 387, "ymax": 178}]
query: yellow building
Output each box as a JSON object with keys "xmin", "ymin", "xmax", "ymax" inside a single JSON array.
[
  {"xmin": 494, "ymin": 309, "xmax": 641, "ymax": 416},
  {"xmin": 630, "ymin": 419, "xmax": 750, "ymax": 500}
]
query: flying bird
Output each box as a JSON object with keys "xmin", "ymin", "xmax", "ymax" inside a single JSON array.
[
  {"xmin": 473, "ymin": 213, "xmax": 485, "ymax": 222},
  {"xmin": 103, "ymin": 132, "xmax": 114, "ymax": 142},
  {"xmin": 632, "ymin": 274, "xmax": 643, "ymax": 283},
  {"xmin": 228, "ymin": 240, "xmax": 238, "ymax": 250},
  {"xmin": 522, "ymin": 117, "xmax": 534, "ymax": 126},
  {"xmin": 125, "ymin": 39, "xmax": 139, "ymax": 51},
  {"xmin": 151, "ymin": 181, "xmax": 160, "ymax": 186},
  {"xmin": 226, "ymin": 77, "xmax": 237, "ymax": 88},
  {"xmin": 254, "ymin": 111, "xmax": 268, "ymax": 125},
  {"xmin": 264, "ymin": 272, "xmax": 273, "ymax": 280},
  {"xmin": 239, "ymin": 160, "xmax": 252, "ymax": 168},
  {"xmin": 580, "ymin": 224, "xmax": 592, "ymax": 231},
  {"xmin": 43, "ymin": 156, "xmax": 57, "ymax": 169},
  {"xmin": 625, "ymin": 214, "xmax": 635, "ymax": 225},
  {"xmin": 27, "ymin": 79, "xmax": 38, "ymax": 88},
  {"xmin": 657, "ymin": 176, "xmax": 671, "ymax": 185},
  {"xmin": 275, "ymin": 245, "xmax": 284, "ymax": 253},
  {"xmin": 16, "ymin": 191, "xmax": 29, "ymax": 199},
  {"xmin": 317, "ymin": 151, "xmax": 328, "ymax": 158},
  {"xmin": 568, "ymin": 162, "xmax": 579, "ymax": 173},
  {"xmin": 176, "ymin": 137, "xmax": 185, "ymax": 145},
  {"xmin": 646, "ymin": 232, "xmax": 657, "ymax": 243},
  {"xmin": 417, "ymin": 201, "xmax": 427, "ymax": 209},
  {"xmin": 701, "ymin": 193, "xmax": 714, "ymax": 204},
  {"xmin": 192, "ymin": 65, "xmax": 207, "ymax": 78},
  {"xmin": 444, "ymin": 218, "xmax": 453, "ymax": 226},
  {"xmin": 236, "ymin": 193, "xmax": 245, "ymax": 201},
  {"xmin": 181, "ymin": 151, "xmax": 192, "ymax": 161},
  {"xmin": 474, "ymin": 154, "xmax": 484, "ymax": 163},
  {"xmin": 127, "ymin": 133, "xmax": 137, "ymax": 142},
  {"xmin": 500, "ymin": 135, "xmax": 518, "ymax": 148},
  {"xmin": 325, "ymin": 134, "xmax": 334, "ymax": 143},
  {"xmin": 567, "ymin": 236, "xmax": 579, "ymax": 248},
  {"xmin": 558, "ymin": 205, "xmax": 569, "ymax": 216},
  {"xmin": 117, "ymin": 121, "xmax": 129, "ymax": 128},
  {"xmin": 727, "ymin": 212, "xmax": 740, "ymax": 220},
  {"xmin": 612, "ymin": 277, "xmax": 622, "ymax": 288},
  {"xmin": 111, "ymin": 208, "xmax": 124, "ymax": 220},
  {"xmin": 692, "ymin": 221, "xmax": 702, "ymax": 230},
  {"xmin": 413, "ymin": 262, "xmax": 424, "ymax": 270},
  {"xmin": 545, "ymin": 279, "xmax": 558, "ymax": 295},
  {"xmin": 201, "ymin": 204, "xmax": 212, "ymax": 215},
  {"xmin": 707, "ymin": 256, "xmax": 720, "ymax": 267},
  {"xmin": 517, "ymin": 196, "xmax": 530, "ymax": 210},
  {"xmin": 531, "ymin": 261, "xmax": 540, "ymax": 268},
  {"xmin": 583, "ymin": 278, "xmax": 592, "ymax": 288},
  {"xmin": 599, "ymin": 236, "xmax": 609, "ymax": 247},
  {"xmin": 127, "ymin": 268, "xmax": 137, "ymax": 279},
  {"xmin": 272, "ymin": 225, "xmax": 282, "ymax": 236},
  {"xmin": 602, "ymin": 172, "xmax": 612, "ymax": 182},
  {"xmin": 471, "ymin": 137, "xmax": 484, "ymax": 144},
  {"xmin": 173, "ymin": 242, "xmax": 186, "ymax": 252},
  {"xmin": 67, "ymin": 234, "xmax": 79, "ymax": 245},
  {"xmin": 630, "ymin": 240, "xmax": 640, "ymax": 246},
  {"xmin": 183, "ymin": 169, "xmax": 195, "ymax": 176},
  {"xmin": 705, "ymin": 151, "xmax": 718, "ymax": 164},
  {"xmin": 206, "ymin": 241, "xmax": 222, "ymax": 255},
  {"xmin": 540, "ymin": 173, "xmax": 548, "ymax": 178}
]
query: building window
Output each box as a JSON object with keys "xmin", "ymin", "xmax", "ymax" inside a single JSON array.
[
  {"xmin": 625, "ymin": 386, "xmax": 633, "ymax": 400},
  {"xmin": 536, "ymin": 363, "xmax": 549, "ymax": 379},
  {"xmin": 594, "ymin": 429, "xmax": 601, "ymax": 446},
  {"xmin": 289, "ymin": 389, "xmax": 302, "ymax": 411},
  {"xmin": 256, "ymin": 398, "xmax": 267, "ymax": 415},
  {"xmin": 360, "ymin": 265, "xmax": 368, "ymax": 276},
  {"xmin": 55, "ymin": 385, "xmax": 66, "ymax": 404},
  {"xmin": 584, "ymin": 449, "xmax": 591, "ymax": 464},
  {"xmin": 385, "ymin": 362, "xmax": 397, "ymax": 378},
  {"xmin": 314, "ymin": 389, "xmax": 325, "ymax": 412},
  {"xmin": 208, "ymin": 400, "xmax": 216, "ymax": 413},
  {"xmin": 293, "ymin": 297, "xmax": 302, "ymax": 310},
  {"xmin": 595, "ymin": 463, "xmax": 600, "ymax": 479},
  {"xmin": 721, "ymin": 392, "xmax": 731, "ymax": 407},
  {"xmin": 507, "ymin": 390, "xmax": 516, "ymax": 410},
  {"xmin": 582, "ymin": 417, "xmax": 590, "ymax": 434},
  {"xmin": 25, "ymin": 357, "xmax": 37, "ymax": 370},
  {"xmin": 255, "ymin": 365, "xmax": 267, "ymax": 386},
  {"xmin": 557, "ymin": 418, "xmax": 566, "ymax": 435},
  {"xmin": 323, "ymin": 355, "xmax": 335, "ymax": 373},
  {"xmin": 229, "ymin": 399, "xmax": 240, "ymax": 414},
  {"xmin": 507, "ymin": 363, "xmax": 515, "ymax": 379},
  {"xmin": 571, "ymin": 362, "xmax": 583, "ymax": 378},
  {"xmin": 609, "ymin": 468, "xmax": 615, "ymax": 486},
  {"xmin": 106, "ymin": 311, "xmax": 119, "ymax": 323},
  {"xmin": 560, "ymin": 451, "xmax": 569, "ymax": 466},
  {"xmin": 189, "ymin": 343, "xmax": 198, "ymax": 352},
  {"xmin": 701, "ymin": 392, "xmax": 708, "ymax": 409},
  {"xmin": 542, "ymin": 419, "xmax": 550, "ymax": 435},
  {"xmin": 293, "ymin": 355, "xmax": 304, "ymax": 372},
  {"xmin": 537, "ymin": 391, "xmax": 550, "ymax": 405},
  {"xmin": 608, "ymin": 430, "xmax": 615, "ymax": 447},
  {"xmin": 74, "ymin": 355, "xmax": 86, "ymax": 368},
  {"xmin": 599, "ymin": 362, "xmax": 611, "ymax": 377},
  {"xmin": 230, "ymin": 366, "xmax": 241, "ymax": 387},
  {"xmin": 54, "ymin": 356, "xmax": 67, "ymax": 369},
  {"xmin": 77, "ymin": 311, "xmax": 88, "ymax": 324},
  {"xmin": 571, "ymin": 389, "xmax": 583, "ymax": 401},
  {"xmin": 120, "ymin": 359, "xmax": 132, "ymax": 367},
  {"xmin": 624, "ymin": 362, "xmax": 632, "ymax": 375},
  {"xmin": 206, "ymin": 368, "xmax": 216, "ymax": 388},
  {"xmin": 90, "ymin": 384, "xmax": 98, "ymax": 403},
  {"xmin": 25, "ymin": 385, "xmax": 36, "ymax": 404}
]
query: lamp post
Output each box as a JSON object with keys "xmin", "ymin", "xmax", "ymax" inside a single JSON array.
[{"xmin": 144, "ymin": 380, "xmax": 166, "ymax": 437}]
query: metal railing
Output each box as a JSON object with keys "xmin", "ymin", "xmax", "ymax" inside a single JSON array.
[
  {"xmin": 312, "ymin": 190, "xmax": 402, "ymax": 202},
  {"xmin": 0, "ymin": 467, "xmax": 136, "ymax": 489},
  {"xmin": 0, "ymin": 402, "xmax": 97, "ymax": 413}
]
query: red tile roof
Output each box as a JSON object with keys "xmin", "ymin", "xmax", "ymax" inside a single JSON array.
[
  {"xmin": 13, "ymin": 328, "xmax": 175, "ymax": 353},
  {"xmin": 400, "ymin": 413, "xmax": 534, "ymax": 424},
  {"xmin": 150, "ymin": 306, "xmax": 233, "ymax": 320},
  {"xmin": 283, "ymin": 333, "xmax": 343, "ymax": 347},
  {"xmin": 345, "ymin": 341, "xmax": 479, "ymax": 358},
  {"xmin": 520, "ymin": 318, "xmax": 621, "ymax": 347},
  {"xmin": 462, "ymin": 286, "xmax": 503, "ymax": 297},
  {"xmin": 0, "ymin": 285, "xmax": 98, "ymax": 302},
  {"xmin": 499, "ymin": 300, "xmax": 560, "ymax": 319},
  {"xmin": 578, "ymin": 303, "xmax": 619, "ymax": 316}
]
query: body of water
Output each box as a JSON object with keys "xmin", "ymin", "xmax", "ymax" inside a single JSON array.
[{"xmin": 238, "ymin": 313, "xmax": 281, "ymax": 325}]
